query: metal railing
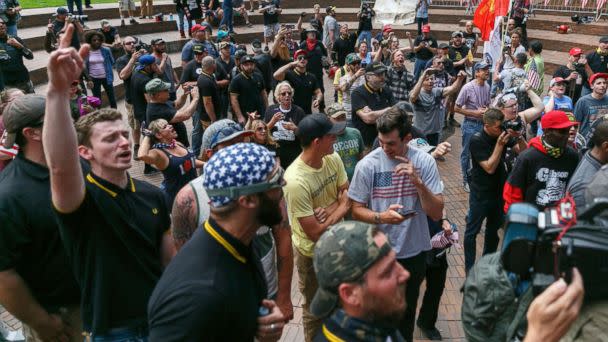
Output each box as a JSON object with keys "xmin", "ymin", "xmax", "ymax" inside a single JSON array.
[{"xmin": 430, "ymin": 0, "xmax": 607, "ymax": 20}]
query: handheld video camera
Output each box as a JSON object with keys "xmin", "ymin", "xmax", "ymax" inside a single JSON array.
[
  {"xmin": 501, "ymin": 119, "xmax": 523, "ymax": 132},
  {"xmin": 501, "ymin": 199, "xmax": 608, "ymax": 302}
]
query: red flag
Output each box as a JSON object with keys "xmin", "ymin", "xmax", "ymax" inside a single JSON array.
[{"xmin": 474, "ymin": 0, "xmax": 510, "ymax": 41}]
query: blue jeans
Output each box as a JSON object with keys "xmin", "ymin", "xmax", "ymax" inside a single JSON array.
[
  {"xmin": 220, "ymin": 5, "xmax": 234, "ymax": 32},
  {"xmin": 460, "ymin": 119, "xmax": 483, "ymax": 184},
  {"xmin": 413, "ymin": 58, "xmax": 430, "ymax": 83},
  {"xmin": 89, "ymin": 326, "xmax": 148, "ymax": 342},
  {"xmin": 464, "ymin": 192, "xmax": 504, "ymax": 272},
  {"xmin": 67, "ymin": 0, "xmax": 84, "ymax": 15},
  {"xmin": 177, "ymin": 8, "xmax": 193, "ymax": 33},
  {"xmin": 191, "ymin": 111, "xmax": 204, "ymax": 157},
  {"xmin": 91, "ymin": 78, "xmax": 117, "ymax": 108},
  {"xmin": 358, "ymin": 30, "xmax": 371, "ymax": 47},
  {"xmin": 416, "ymin": 16, "xmax": 428, "ymax": 35},
  {"xmin": 6, "ymin": 24, "xmax": 17, "ymax": 36}
]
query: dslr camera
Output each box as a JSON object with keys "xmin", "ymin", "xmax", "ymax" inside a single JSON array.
[
  {"xmin": 501, "ymin": 199, "xmax": 608, "ymax": 302},
  {"xmin": 501, "ymin": 119, "xmax": 523, "ymax": 132},
  {"xmin": 68, "ymin": 14, "xmax": 88, "ymax": 22}
]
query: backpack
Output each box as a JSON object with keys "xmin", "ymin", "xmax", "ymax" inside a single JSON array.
[{"xmin": 461, "ymin": 252, "xmax": 534, "ymax": 342}]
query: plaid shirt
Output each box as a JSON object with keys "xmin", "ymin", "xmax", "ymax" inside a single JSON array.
[{"xmin": 386, "ymin": 65, "xmax": 411, "ymax": 102}]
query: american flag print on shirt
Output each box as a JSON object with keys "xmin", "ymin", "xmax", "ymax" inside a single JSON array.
[{"xmin": 372, "ymin": 170, "xmax": 421, "ymax": 199}]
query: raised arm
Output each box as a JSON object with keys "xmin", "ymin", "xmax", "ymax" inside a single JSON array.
[
  {"xmin": 43, "ymin": 25, "xmax": 88, "ymax": 213},
  {"xmin": 171, "ymin": 87, "xmax": 200, "ymax": 123},
  {"xmin": 441, "ymin": 70, "xmax": 466, "ymax": 97},
  {"xmin": 519, "ymin": 84, "xmax": 544, "ymax": 124}
]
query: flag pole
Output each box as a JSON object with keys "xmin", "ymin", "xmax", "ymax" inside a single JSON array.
[{"xmin": 500, "ymin": 0, "xmax": 515, "ymax": 52}]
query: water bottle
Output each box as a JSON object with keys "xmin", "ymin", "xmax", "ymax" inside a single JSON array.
[{"xmin": 254, "ymin": 306, "xmax": 270, "ymax": 342}]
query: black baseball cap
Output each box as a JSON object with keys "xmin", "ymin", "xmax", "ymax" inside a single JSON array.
[
  {"xmin": 365, "ymin": 61, "xmax": 387, "ymax": 74},
  {"xmin": 240, "ymin": 55, "xmax": 255, "ymax": 64},
  {"xmin": 297, "ymin": 114, "xmax": 346, "ymax": 144}
]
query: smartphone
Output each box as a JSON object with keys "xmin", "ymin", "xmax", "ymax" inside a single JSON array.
[
  {"xmin": 396, "ymin": 209, "xmax": 417, "ymax": 218},
  {"xmin": 285, "ymin": 24, "xmax": 295, "ymax": 29}
]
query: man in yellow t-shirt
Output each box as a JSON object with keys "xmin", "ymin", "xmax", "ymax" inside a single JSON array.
[{"xmin": 283, "ymin": 113, "xmax": 350, "ymax": 341}]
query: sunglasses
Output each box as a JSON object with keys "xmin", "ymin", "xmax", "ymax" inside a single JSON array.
[
  {"xmin": 297, "ymin": 56, "xmax": 307, "ymax": 61},
  {"xmin": 256, "ymin": 126, "xmax": 267, "ymax": 132}
]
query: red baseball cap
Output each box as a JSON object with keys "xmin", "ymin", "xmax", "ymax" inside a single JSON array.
[
  {"xmin": 589, "ymin": 72, "xmax": 608, "ymax": 86},
  {"xmin": 190, "ymin": 24, "xmax": 203, "ymax": 34},
  {"xmin": 422, "ymin": 25, "xmax": 431, "ymax": 33},
  {"xmin": 294, "ymin": 49, "xmax": 308, "ymax": 60},
  {"xmin": 569, "ymin": 47, "xmax": 582, "ymax": 56},
  {"xmin": 541, "ymin": 110, "xmax": 578, "ymax": 130},
  {"xmin": 549, "ymin": 77, "xmax": 567, "ymax": 87},
  {"xmin": 382, "ymin": 24, "xmax": 393, "ymax": 32}
]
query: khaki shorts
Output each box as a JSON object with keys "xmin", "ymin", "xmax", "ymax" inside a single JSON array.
[
  {"xmin": 119, "ymin": 0, "xmax": 136, "ymax": 11},
  {"xmin": 125, "ymin": 102, "xmax": 137, "ymax": 130},
  {"xmin": 22, "ymin": 305, "xmax": 82, "ymax": 342}
]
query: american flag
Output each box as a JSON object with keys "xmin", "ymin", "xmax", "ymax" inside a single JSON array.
[
  {"xmin": 597, "ymin": 0, "xmax": 606, "ymax": 11},
  {"xmin": 526, "ymin": 59, "xmax": 541, "ymax": 91},
  {"xmin": 372, "ymin": 171, "xmax": 420, "ymax": 199},
  {"xmin": 581, "ymin": 0, "xmax": 588, "ymax": 8}
]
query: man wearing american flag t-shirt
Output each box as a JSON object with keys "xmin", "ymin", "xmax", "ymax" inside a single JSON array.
[{"xmin": 348, "ymin": 109, "xmax": 444, "ymax": 342}]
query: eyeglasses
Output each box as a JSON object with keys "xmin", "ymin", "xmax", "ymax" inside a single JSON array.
[{"xmin": 280, "ymin": 91, "xmax": 292, "ymax": 96}]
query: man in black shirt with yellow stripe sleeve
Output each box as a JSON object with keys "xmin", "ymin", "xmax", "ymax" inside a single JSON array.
[
  {"xmin": 229, "ymin": 54, "xmax": 268, "ymax": 125},
  {"xmin": 42, "ymin": 27, "xmax": 174, "ymax": 340},
  {"xmin": 148, "ymin": 143, "xmax": 286, "ymax": 341}
]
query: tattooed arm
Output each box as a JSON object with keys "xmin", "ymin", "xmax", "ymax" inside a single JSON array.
[
  {"xmin": 171, "ymin": 185, "xmax": 199, "ymax": 251},
  {"xmin": 272, "ymin": 198, "xmax": 294, "ymax": 322}
]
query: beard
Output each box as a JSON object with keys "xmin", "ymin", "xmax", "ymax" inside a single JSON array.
[
  {"xmin": 256, "ymin": 192, "xmax": 283, "ymax": 227},
  {"xmin": 360, "ymin": 283, "xmax": 406, "ymax": 328}
]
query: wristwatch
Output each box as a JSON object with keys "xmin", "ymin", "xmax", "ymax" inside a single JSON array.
[{"xmin": 374, "ymin": 212, "xmax": 381, "ymax": 224}]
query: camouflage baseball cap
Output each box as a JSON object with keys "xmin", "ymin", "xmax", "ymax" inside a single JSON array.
[{"xmin": 311, "ymin": 221, "xmax": 392, "ymax": 318}]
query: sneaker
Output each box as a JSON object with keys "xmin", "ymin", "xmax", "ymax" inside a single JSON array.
[
  {"xmin": 130, "ymin": 18, "xmax": 139, "ymax": 24},
  {"xmin": 121, "ymin": 19, "xmax": 126, "ymax": 27},
  {"xmin": 449, "ymin": 117, "xmax": 461, "ymax": 127},
  {"xmin": 463, "ymin": 182, "xmax": 470, "ymax": 193},
  {"xmin": 85, "ymin": 4, "xmax": 93, "ymax": 8},
  {"xmin": 417, "ymin": 323, "xmax": 443, "ymax": 341}
]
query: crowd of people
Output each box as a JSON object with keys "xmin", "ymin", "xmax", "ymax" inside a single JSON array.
[{"xmin": 1, "ymin": 0, "xmax": 607, "ymax": 341}]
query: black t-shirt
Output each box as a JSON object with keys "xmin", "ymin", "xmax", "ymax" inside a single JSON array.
[
  {"xmin": 553, "ymin": 65, "xmax": 587, "ymax": 103},
  {"xmin": 130, "ymin": 70, "xmax": 154, "ymax": 121},
  {"xmin": 413, "ymin": 35, "xmax": 438, "ymax": 60},
  {"xmin": 264, "ymin": 103, "xmax": 306, "ymax": 168},
  {"xmin": 448, "ymin": 44, "xmax": 470, "ymax": 72},
  {"xmin": 99, "ymin": 27, "xmax": 117, "ymax": 45},
  {"xmin": 216, "ymin": 56, "xmax": 236, "ymax": 85},
  {"xmin": 333, "ymin": 33, "xmax": 357, "ymax": 66},
  {"xmin": 0, "ymin": 36, "xmax": 31, "ymax": 83},
  {"xmin": 54, "ymin": 173, "xmax": 169, "ymax": 334},
  {"xmin": 469, "ymin": 129, "xmax": 513, "ymax": 196},
  {"xmin": 229, "ymin": 71, "xmax": 266, "ymax": 116},
  {"xmin": 260, "ymin": 0, "xmax": 280, "ymax": 25},
  {"xmin": 351, "ymin": 84, "xmax": 396, "ymax": 147},
  {"xmin": 197, "ymin": 71, "xmax": 221, "ymax": 121},
  {"xmin": 358, "ymin": 7, "xmax": 374, "ymax": 31},
  {"xmin": 586, "ymin": 50, "xmax": 608, "ymax": 74},
  {"xmin": 271, "ymin": 55, "xmax": 290, "ymax": 75},
  {"xmin": 507, "ymin": 141, "xmax": 580, "ymax": 210},
  {"xmin": 0, "ymin": 155, "xmax": 80, "ymax": 309},
  {"xmin": 298, "ymin": 41, "xmax": 327, "ymax": 89},
  {"xmin": 284, "ymin": 69, "xmax": 319, "ymax": 115},
  {"xmin": 180, "ymin": 59, "xmax": 203, "ymax": 84},
  {"xmin": 52, "ymin": 19, "xmax": 80, "ymax": 49},
  {"xmin": 115, "ymin": 53, "xmax": 132, "ymax": 103},
  {"xmin": 254, "ymin": 52, "xmax": 273, "ymax": 92},
  {"xmin": 462, "ymin": 32, "xmax": 478, "ymax": 51},
  {"xmin": 146, "ymin": 102, "xmax": 190, "ymax": 147},
  {"xmin": 148, "ymin": 218, "xmax": 267, "ymax": 341}
]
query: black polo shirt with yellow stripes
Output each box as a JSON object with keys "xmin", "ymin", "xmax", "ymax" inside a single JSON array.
[
  {"xmin": 148, "ymin": 218, "xmax": 267, "ymax": 341},
  {"xmin": 54, "ymin": 172, "xmax": 170, "ymax": 335},
  {"xmin": 228, "ymin": 71, "xmax": 266, "ymax": 117}
]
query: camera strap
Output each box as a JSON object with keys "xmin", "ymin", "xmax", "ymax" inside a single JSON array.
[{"xmin": 551, "ymin": 194, "xmax": 577, "ymax": 277}]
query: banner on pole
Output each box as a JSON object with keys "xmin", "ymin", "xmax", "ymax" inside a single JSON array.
[
  {"xmin": 373, "ymin": 0, "xmax": 418, "ymax": 25},
  {"xmin": 483, "ymin": 16, "xmax": 504, "ymax": 68}
]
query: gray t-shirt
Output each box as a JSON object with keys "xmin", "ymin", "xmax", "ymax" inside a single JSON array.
[
  {"xmin": 499, "ymin": 67, "xmax": 526, "ymax": 91},
  {"xmin": 323, "ymin": 15, "xmax": 339, "ymax": 48},
  {"xmin": 567, "ymin": 151, "xmax": 603, "ymax": 209},
  {"xmin": 349, "ymin": 146, "xmax": 443, "ymax": 258},
  {"xmin": 413, "ymin": 87, "xmax": 444, "ymax": 135},
  {"xmin": 573, "ymin": 94, "xmax": 608, "ymax": 139}
]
